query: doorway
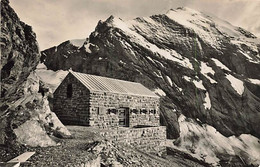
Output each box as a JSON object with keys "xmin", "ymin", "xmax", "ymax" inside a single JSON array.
[{"xmin": 118, "ymin": 108, "xmax": 129, "ymax": 127}]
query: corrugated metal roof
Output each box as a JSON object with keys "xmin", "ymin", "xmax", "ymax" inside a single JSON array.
[{"xmin": 69, "ymin": 71, "xmax": 159, "ymax": 98}]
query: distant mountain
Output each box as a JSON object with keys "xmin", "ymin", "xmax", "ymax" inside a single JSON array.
[{"xmin": 41, "ymin": 7, "xmax": 260, "ymax": 165}]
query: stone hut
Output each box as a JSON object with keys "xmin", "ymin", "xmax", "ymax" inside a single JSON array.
[{"xmin": 53, "ymin": 71, "xmax": 160, "ymax": 129}]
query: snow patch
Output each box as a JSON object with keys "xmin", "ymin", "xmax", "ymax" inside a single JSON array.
[
  {"xmin": 200, "ymin": 62, "xmax": 217, "ymax": 84},
  {"xmin": 193, "ymin": 80, "xmax": 206, "ymax": 90},
  {"xmin": 183, "ymin": 75, "xmax": 206, "ymax": 90},
  {"xmin": 226, "ymin": 74, "xmax": 244, "ymax": 95},
  {"xmin": 211, "ymin": 58, "xmax": 231, "ymax": 71},
  {"xmin": 36, "ymin": 64, "xmax": 68, "ymax": 92},
  {"xmin": 166, "ymin": 75, "xmax": 183, "ymax": 92},
  {"xmin": 153, "ymin": 71, "xmax": 163, "ymax": 79},
  {"xmin": 183, "ymin": 76, "xmax": 192, "ymax": 82},
  {"xmin": 166, "ymin": 76, "xmax": 173, "ymax": 86},
  {"xmin": 84, "ymin": 43, "xmax": 92, "ymax": 53},
  {"xmin": 119, "ymin": 60, "xmax": 126, "ymax": 65},
  {"xmin": 153, "ymin": 88, "xmax": 166, "ymax": 96},
  {"xmin": 176, "ymin": 87, "xmax": 183, "ymax": 92},
  {"xmin": 248, "ymin": 78, "xmax": 260, "ymax": 85},
  {"xmin": 239, "ymin": 50, "xmax": 259, "ymax": 63},
  {"xmin": 36, "ymin": 63, "xmax": 47, "ymax": 69},
  {"xmin": 147, "ymin": 56, "xmax": 155, "ymax": 63},
  {"xmin": 203, "ymin": 92, "xmax": 211, "ymax": 110}
]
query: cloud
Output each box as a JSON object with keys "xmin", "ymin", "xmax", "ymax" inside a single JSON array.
[{"xmin": 9, "ymin": 0, "xmax": 260, "ymax": 50}]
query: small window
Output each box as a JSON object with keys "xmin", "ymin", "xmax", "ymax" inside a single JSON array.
[
  {"xmin": 132, "ymin": 109, "xmax": 139, "ymax": 114},
  {"xmin": 67, "ymin": 84, "xmax": 72, "ymax": 98},
  {"xmin": 150, "ymin": 110, "xmax": 156, "ymax": 114},
  {"xmin": 141, "ymin": 109, "xmax": 148, "ymax": 114}
]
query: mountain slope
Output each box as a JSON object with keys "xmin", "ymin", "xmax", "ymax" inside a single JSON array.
[{"xmin": 41, "ymin": 7, "xmax": 260, "ymax": 165}]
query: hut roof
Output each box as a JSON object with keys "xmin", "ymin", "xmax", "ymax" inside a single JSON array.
[{"xmin": 69, "ymin": 71, "xmax": 159, "ymax": 98}]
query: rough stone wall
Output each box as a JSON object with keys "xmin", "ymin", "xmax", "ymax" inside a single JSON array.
[
  {"xmin": 100, "ymin": 126, "xmax": 166, "ymax": 153},
  {"xmin": 89, "ymin": 91, "xmax": 160, "ymax": 128},
  {"xmin": 53, "ymin": 73, "xmax": 90, "ymax": 125},
  {"xmin": 129, "ymin": 113, "xmax": 160, "ymax": 127},
  {"xmin": 90, "ymin": 112, "xmax": 160, "ymax": 129},
  {"xmin": 91, "ymin": 113, "xmax": 119, "ymax": 128},
  {"xmin": 89, "ymin": 91, "xmax": 159, "ymax": 110}
]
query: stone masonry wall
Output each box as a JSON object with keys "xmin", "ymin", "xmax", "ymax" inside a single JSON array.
[
  {"xmin": 129, "ymin": 113, "xmax": 160, "ymax": 127},
  {"xmin": 89, "ymin": 91, "xmax": 159, "ymax": 110},
  {"xmin": 53, "ymin": 73, "xmax": 160, "ymax": 128},
  {"xmin": 88, "ymin": 91, "xmax": 160, "ymax": 128},
  {"xmin": 53, "ymin": 73, "xmax": 90, "ymax": 125},
  {"xmin": 100, "ymin": 126, "xmax": 166, "ymax": 153}
]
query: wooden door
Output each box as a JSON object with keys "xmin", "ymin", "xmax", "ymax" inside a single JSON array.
[{"xmin": 118, "ymin": 108, "xmax": 129, "ymax": 127}]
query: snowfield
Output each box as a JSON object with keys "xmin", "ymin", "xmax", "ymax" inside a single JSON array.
[
  {"xmin": 35, "ymin": 63, "xmax": 68, "ymax": 92},
  {"xmin": 111, "ymin": 17, "xmax": 194, "ymax": 70}
]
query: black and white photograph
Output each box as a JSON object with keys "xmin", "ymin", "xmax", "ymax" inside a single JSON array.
[{"xmin": 1, "ymin": 0, "xmax": 260, "ymax": 166}]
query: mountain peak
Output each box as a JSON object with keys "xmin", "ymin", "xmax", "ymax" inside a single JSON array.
[
  {"xmin": 106, "ymin": 15, "xmax": 115, "ymax": 22},
  {"xmin": 169, "ymin": 7, "xmax": 201, "ymax": 14}
]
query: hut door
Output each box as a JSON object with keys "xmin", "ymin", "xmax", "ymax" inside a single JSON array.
[{"xmin": 118, "ymin": 108, "xmax": 129, "ymax": 127}]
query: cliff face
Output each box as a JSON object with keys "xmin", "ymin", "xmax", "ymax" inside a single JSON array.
[
  {"xmin": 42, "ymin": 7, "xmax": 260, "ymax": 140},
  {"xmin": 0, "ymin": 0, "xmax": 70, "ymax": 147},
  {"xmin": 1, "ymin": 0, "xmax": 39, "ymax": 101}
]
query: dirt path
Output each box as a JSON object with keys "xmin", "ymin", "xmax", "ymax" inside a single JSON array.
[{"xmin": 1, "ymin": 126, "xmax": 209, "ymax": 166}]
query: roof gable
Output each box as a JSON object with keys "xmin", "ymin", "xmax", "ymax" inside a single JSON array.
[{"xmin": 69, "ymin": 71, "xmax": 159, "ymax": 98}]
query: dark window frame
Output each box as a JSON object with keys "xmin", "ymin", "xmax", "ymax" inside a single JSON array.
[{"xmin": 67, "ymin": 84, "xmax": 73, "ymax": 98}]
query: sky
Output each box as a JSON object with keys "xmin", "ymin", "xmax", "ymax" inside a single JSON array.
[{"xmin": 10, "ymin": 0, "xmax": 260, "ymax": 50}]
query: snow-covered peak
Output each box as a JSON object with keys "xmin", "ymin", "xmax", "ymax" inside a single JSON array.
[
  {"xmin": 166, "ymin": 8, "xmax": 223, "ymax": 50},
  {"xmin": 169, "ymin": 7, "xmax": 201, "ymax": 15},
  {"xmin": 167, "ymin": 7, "xmax": 257, "ymax": 40},
  {"xmin": 165, "ymin": 7, "xmax": 260, "ymax": 56},
  {"xmin": 107, "ymin": 16, "xmax": 194, "ymax": 70}
]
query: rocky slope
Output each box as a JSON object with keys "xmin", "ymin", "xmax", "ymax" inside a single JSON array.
[
  {"xmin": 0, "ymin": 0, "xmax": 70, "ymax": 149},
  {"xmin": 41, "ymin": 7, "xmax": 260, "ymax": 165}
]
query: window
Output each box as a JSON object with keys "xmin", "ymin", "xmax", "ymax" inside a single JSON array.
[
  {"xmin": 132, "ymin": 109, "xmax": 139, "ymax": 114},
  {"xmin": 67, "ymin": 84, "xmax": 72, "ymax": 98},
  {"xmin": 149, "ymin": 110, "xmax": 156, "ymax": 114},
  {"xmin": 141, "ymin": 109, "xmax": 148, "ymax": 114}
]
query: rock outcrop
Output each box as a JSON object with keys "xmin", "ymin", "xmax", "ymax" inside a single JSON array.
[{"xmin": 0, "ymin": 0, "xmax": 70, "ymax": 147}]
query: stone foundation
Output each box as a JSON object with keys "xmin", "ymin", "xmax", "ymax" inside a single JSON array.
[{"xmin": 100, "ymin": 126, "xmax": 166, "ymax": 153}]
